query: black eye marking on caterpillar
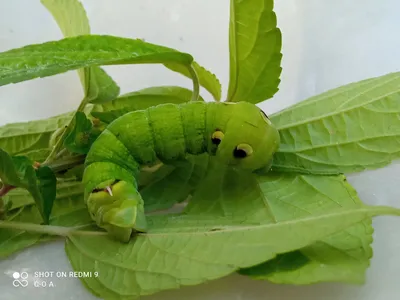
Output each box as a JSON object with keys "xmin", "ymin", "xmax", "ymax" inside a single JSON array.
[
  {"xmin": 233, "ymin": 143, "xmax": 254, "ymax": 158},
  {"xmin": 211, "ymin": 130, "xmax": 224, "ymax": 145}
]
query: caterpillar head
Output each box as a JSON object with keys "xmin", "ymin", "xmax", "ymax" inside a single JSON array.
[{"xmin": 213, "ymin": 102, "xmax": 280, "ymax": 172}]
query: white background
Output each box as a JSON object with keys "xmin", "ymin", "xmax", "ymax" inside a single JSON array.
[{"xmin": 0, "ymin": 1, "xmax": 400, "ymax": 299}]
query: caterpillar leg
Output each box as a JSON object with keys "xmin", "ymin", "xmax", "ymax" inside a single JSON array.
[{"xmin": 86, "ymin": 179, "xmax": 147, "ymax": 242}]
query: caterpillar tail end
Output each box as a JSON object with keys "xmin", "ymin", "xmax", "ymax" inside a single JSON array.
[{"xmin": 86, "ymin": 180, "xmax": 148, "ymax": 243}]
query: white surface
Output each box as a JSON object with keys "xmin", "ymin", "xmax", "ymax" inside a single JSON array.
[{"xmin": 0, "ymin": 1, "xmax": 400, "ymax": 299}]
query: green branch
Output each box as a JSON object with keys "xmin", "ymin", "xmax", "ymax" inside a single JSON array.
[
  {"xmin": 188, "ymin": 63, "xmax": 200, "ymax": 101},
  {"xmin": 0, "ymin": 220, "xmax": 107, "ymax": 237}
]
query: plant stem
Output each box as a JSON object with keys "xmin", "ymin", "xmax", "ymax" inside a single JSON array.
[
  {"xmin": 0, "ymin": 220, "xmax": 108, "ymax": 237},
  {"xmin": 55, "ymin": 148, "xmax": 69, "ymax": 160},
  {"xmin": 188, "ymin": 63, "xmax": 200, "ymax": 102},
  {"xmin": 43, "ymin": 154, "xmax": 86, "ymax": 173}
]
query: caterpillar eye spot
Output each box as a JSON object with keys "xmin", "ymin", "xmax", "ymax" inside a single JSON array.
[
  {"xmin": 212, "ymin": 137, "xmax": 221, "ymax": 145},
  {"xmin": 211, "ymin": 130, "xmax": 224, "ymax": 145},
  {"xmin": 233, "ymin": 143, "xmax": 253, "ymax": 158}
]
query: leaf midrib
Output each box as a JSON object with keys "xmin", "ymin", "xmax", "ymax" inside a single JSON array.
[
  {"xmin": 138, "ymin": 206, "xmax": 398, "ymax": 237},
  {"xmin": 0, "ymin": 51, "xmax": 174, "ymax": 60},
  {"xmin": 278, "ymin": 132, "xmax": 400, "ymax": 153}
]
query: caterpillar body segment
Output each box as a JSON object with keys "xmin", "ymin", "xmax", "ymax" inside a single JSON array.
[{"xmin": 82, "ymin": 101, "xmax": 281, "ymax": 242}]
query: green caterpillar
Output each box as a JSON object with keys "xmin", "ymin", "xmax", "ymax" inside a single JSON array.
[{"xmin": 82, "ymin": 101, "xmax": 280, "ymax": 242}]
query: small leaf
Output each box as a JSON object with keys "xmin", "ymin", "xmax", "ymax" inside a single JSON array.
[
  {"xmin": 4, "ymin": 188, "xmax": 36, "ymax": 211},
  {"xmin": 0, "ymin": 112, "xmax": 73, "ymax": 156},
  {"xmin": 64, "ymin": 112, "xmax": 99, "ymax": 154},
  {"xmin": 0, "ymin": 149, "xmax": 56, "ymax": 224},
  {"xmin": 85, "ymin": 66, "xmax": 120, "ymax": 103},
  {"xmin": 0, "ymin": 180, "xmax": 90, "ymax": 258},
  {"xmin": 0, "ymin": 35, "xmax": 193, "ymax": 87},
  {"xmin": 165, "ymin": 62, "xmax": 222, "ymax": 101},
  {"xmin": 65, "ymin": 205, "xmax": 400, "ymax": 299},
  {"xmin": 0, "ymin": 150, "xmax": 28, "ymax": 187},
  {"xmin": 271, "ymin": 72, "xmax": 400, "ymax": 174},
  {"xmin": 19, "ymin": 148, "xmax": 51, "ymax": 162},
  {"xmin": 24, "ymin": 166, "xmax": 57, "ymax": 225},
  {"xmin": 0, "ymin": 191, "xmax": 12, "ymax": 220},
  {"xmin": 92, "ymin": 86, "xmax": 204, "ymax": 124},
  {"xmin": 41, "ymin": 0, "xmax": 121, "ymax": 103},
  {"xmin": 35, "ymin": 167, "xmax": 57, "ymax": 223},
  {"xmin": 227, "ymin": 0, "xmax": 282, "ymax": 103}
]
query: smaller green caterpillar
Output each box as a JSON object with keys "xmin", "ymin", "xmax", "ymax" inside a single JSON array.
[{"xmin": 82, "ymin": 101, "xmax": 280, "ymax": 242}]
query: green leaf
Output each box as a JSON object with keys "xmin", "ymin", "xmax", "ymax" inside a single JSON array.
[
  {"xmin": 0, "ymin": 35, "xmax": 193, "ymax": 87},
  {"xmin": 0, "ymin": 194, "xmax": 12, "ymax": 220},
  {"xmin": 0, "ymin": 204, "xmax": 44, "ymax": 258},
  {"xmin": 41, "ymin": 0, "xmax": 120, "ymax": 103},
  {"xmin": 4, "ymin": 188, "xmax": 36, "ymax": 211},
  {"xmin": 0, "ymin": 151, "xmax": 27, "ymax": 187},
  {"xmin": 41, "ymin": 0, "xmax": 90, "ymax": 37},
  {"xmin": 165, "ymin": 62, "xmax": 222, "ymax": 101},
  {"xmin": 271, "ymin": 72, "xmax": 400, "ymax": 174},
  {"xmin": 239, "ymin": 173, "xmax": 373, "ymax": 284},
  {"xmin": 85, "ymin": 67, "xmax": 120, "ymax": 103},
  {"xmin": 186, "ymin": 167, "xmax": 374, "ymax": 283},
  {"xmin": 0, "ymin": 180, "xmax": 90, "ymax": 258},
  {"xmin": 19, "ymin": 148, "xmax": 51, "ymax": 162},
  {"xmin": 65, "ymin": 205, "xmax": 400, "ymax": 299},
  {"xmin": 64, "ymin": 112, "xmax": 99, "ymax": 154},
  {"xmin": 92, "ymin": 86, "xmax": 204, "ymax": 124},
  {"xmin": 34, "ymin": 166, "xmax": 57, "ymax": 223},
  {"xmin": 0, "ymin": 112, "xmax": 73, "ymax": 155},
  {"xmin": 227, "ymin": 0, "xmax": 282, "ymax": 103},
  {"xmin": 0, "ymin": 149, "xmax": 56, "ymax": 224},
  {"xmin": 141, "ymin": 154, "xmax": 209, "ymax": 212},
  {"xmin": 184, "ymin": 161, "xmax": 276, "ymax": 223}
]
